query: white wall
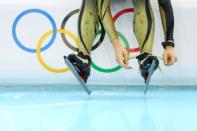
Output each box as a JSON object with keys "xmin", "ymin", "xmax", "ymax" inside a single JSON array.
[{"xmin": 0, "ymin": 0, "xmax": 196, "ymax": 85}]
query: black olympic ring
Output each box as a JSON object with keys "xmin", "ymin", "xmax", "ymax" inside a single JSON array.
[{"xmin": 60, "ymin": 9, "xmax": 106, "ymax": 52}]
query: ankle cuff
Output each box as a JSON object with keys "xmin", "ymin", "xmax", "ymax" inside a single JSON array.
[
  {"xmin": 136, "ymin": 53, "xmax": 151, "ymax": 61},
  {"xmin": 77, "ymin": 52, "xmax": 91, "ymax": 64}
]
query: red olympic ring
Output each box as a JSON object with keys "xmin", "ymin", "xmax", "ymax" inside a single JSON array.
[{"xmin": 113, "ymin": 8, "xmax": 140, "ymax": 53}]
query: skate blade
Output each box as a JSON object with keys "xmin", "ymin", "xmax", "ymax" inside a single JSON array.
[
  {"xmin": 144, "ymin": 60, "xmax": 156, "ymax": 94},
  {"xmin": 64, "ymin": 56, "xmax": 91, "ymax": 95}
]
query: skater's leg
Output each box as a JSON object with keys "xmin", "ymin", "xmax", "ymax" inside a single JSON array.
[
  {"xmin": 78, "ymin": 0, "xmax": 99, "ymax": 56},
  {"xmin": 97, "ymin": 0, "xmax": 118, "ymax": 41},
  {"xmin": 132, "ymin": 0, "xmax": 159, "ymax": 80},
  {"xmin": 132, "ymin": 0, "xmax": 155, "ymax": 54},
  {"xmin": 66, "ymin": 0, "xmax": 99, "ymax": 82}
]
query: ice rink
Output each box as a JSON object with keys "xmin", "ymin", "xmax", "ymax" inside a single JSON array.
[{"xmin": 0, "ymin": 85, "xmax": 197, "ymax": 131}]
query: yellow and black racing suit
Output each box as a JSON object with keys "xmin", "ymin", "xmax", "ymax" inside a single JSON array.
[{"xmin": 78, "ymin": 0, "xmax": 175, "ymax": 55}]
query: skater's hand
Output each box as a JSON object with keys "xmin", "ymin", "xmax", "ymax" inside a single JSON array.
[
  {"xmin": 112, "ymin": 38, "xmax": 132, "ymax": 69},
  {"xmin": 163, "ymin": 46, "xmax": 177, "ymax": 66}
]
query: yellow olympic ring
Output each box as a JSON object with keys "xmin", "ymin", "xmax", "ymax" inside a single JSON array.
[{"xmin": 36, "ymin": 29, "xmax": 80, "ymax": 73}]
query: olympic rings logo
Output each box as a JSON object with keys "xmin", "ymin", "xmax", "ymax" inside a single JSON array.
[{"xmin": 12, "ymin": 8, "xmax": 140, "ymax": 74}]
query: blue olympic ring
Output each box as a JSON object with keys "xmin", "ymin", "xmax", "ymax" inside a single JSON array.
[{"xmin": 12, "ymin": 8, "xmax": 57, "ymax": 53}]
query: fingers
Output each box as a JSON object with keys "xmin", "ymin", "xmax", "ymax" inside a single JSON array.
[
  {"xmin": 164, "ymin": 54, "xmax": 176, "ymax": 66},
  {"xmin": 170, "ymin": 56, "xmax": 176, "ymax": 65},
  {"xmin": 123, "ymin": 50, "xmax": 132, "ymax": 69},
  {"xmin": 116, "ymin": 52, "xmax": 132, "ymax": 70},
  {"xmin": 115, "ymin": 48, "xmax": 131, "ymax": 69},
  {"xmin": 163, "ymin": 47, "xmax": 177, "ymax": 66},
  {"xmin": 123, "ymin": 50, "xmax": 129, "ymax": 65},
  {"xmin": 116, "ymin": 58, "xmax": 132, "ymax": 69},
  {"xmin": 129, "ymin": 55, "xmax": 136, "ymax": 59}
]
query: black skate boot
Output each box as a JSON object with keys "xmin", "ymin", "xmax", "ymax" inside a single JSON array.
[
  {"xmin": 136, "ymin": 53, "xmax": 159, "ymax": 82},
  {"xmin": 67, "ymin": 52, "xmax": 91, "ymax": 83}
]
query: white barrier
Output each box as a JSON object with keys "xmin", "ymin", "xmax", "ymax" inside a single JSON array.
[{"xmin": 0, "ymin": 0, "xmax": 196, "ymax": 85}]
